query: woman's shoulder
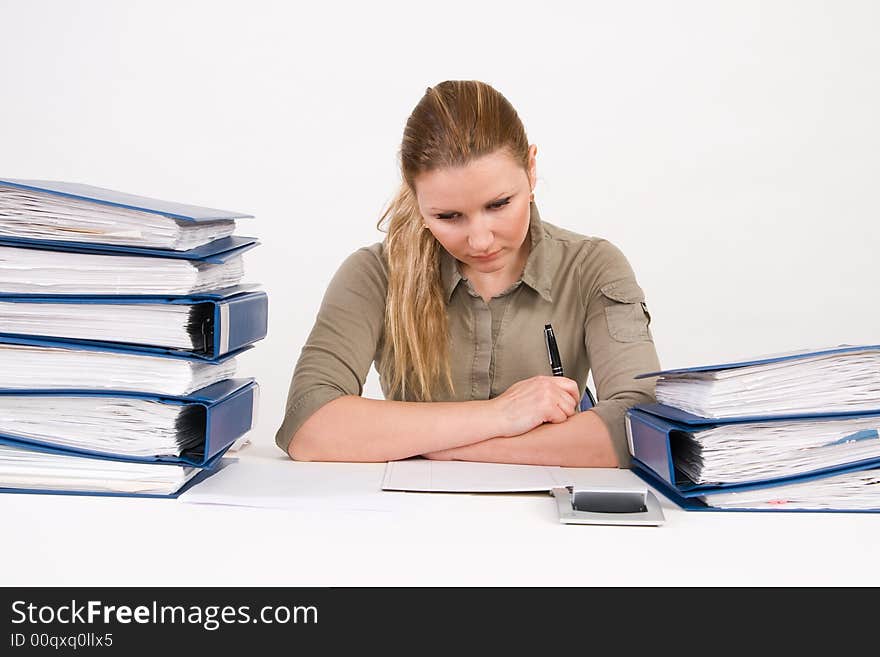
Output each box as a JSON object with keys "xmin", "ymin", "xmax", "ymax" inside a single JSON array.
[
  {"xmin": 328, "ymin": 241, "xmax": 389, "ymax": 292},
  {"xmin": 540, "ymin": 220, "xmax": 631, "ymax": 270},
  {"xmin": 337, "ymin": 241, "xmax": 387, "ymax": 272},
  {"xmin": 540, "ymin": 220, "xmax": 642, "ymax": 302}
]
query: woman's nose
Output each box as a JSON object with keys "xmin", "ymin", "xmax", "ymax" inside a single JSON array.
[{"xmin": 467, "ymin": 215, "xmax": 494, "ymax": 252}]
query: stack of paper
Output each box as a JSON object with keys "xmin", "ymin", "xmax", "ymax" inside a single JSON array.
[
  {"xmin": 0, "ymin": 246, "xmax": 244, "ymax": 295},
  {"xmin": 0, "ymin": 181, "xmax": 243, "ymax": 250},
  {"xmin": 0, "ymin": 301, "xmax": 199, "ymax": 348},
  {"xmin": 703, "ymin": 469, "xmax": 880, "ymax": 510},
  {"xmin": 0, "ymin": 300, "xmax": 198, "ymax": 347},
  {"xmin": 0, "ymin": 286, "xmax": 267, "ymax": 357},
  {"xmin": 0, "ymin": 396, "xmax": 202, "ymax": 456},
  {"xmin": 653, "ymin": 347, "xmax": 880, "ymax": 419},
  {"xmin": 674, "ymin": 416, "xmax": 880, "ymax": 484},
  {"xmin": 0, "ymin": 444, "xmax": 200, "ymax": 495},
  {"xmin": 0, "ymin": 343, "xmax": 236, "ymax": 395},
  {"xmin": 629, "ymin": 344, "xmax": 880, "ymax": 512},
  {"xmin": 0, "ymin": 179, "xmax": 266, "ymax": 497}
]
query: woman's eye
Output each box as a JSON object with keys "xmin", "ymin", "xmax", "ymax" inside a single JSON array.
[{"xmin": 434, "ymin": 197, "xmax": 510, "ymax": 219}]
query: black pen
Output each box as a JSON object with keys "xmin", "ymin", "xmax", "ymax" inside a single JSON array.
[{"xmin": 544, "ymin": 323, "xmax": 564, "ymax": 377}]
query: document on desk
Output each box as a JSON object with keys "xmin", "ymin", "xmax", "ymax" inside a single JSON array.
[
  {"xmin": 381, "ymin": 460, "xmax": 575, "ymax": 492},
  {"xmin": 178, "ymin": 458, "xmax": 409, "ymax": 512}
]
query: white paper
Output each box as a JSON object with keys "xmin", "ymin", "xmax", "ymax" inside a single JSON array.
[
  {"xmin": 0, "ymin": 302, "xmax": 198, "ymax": 348},
  {"xmin": 178, "ymin": 459, "xmax": 408, "ymax": 511},
  {"xmin": 656, "ymin": 348, "xmax": 880, "ymax": 418},
  {"xmin": 677, "ymin": 416, "xmax": 880, "ymax": 484},
  {"xmin": 0, "ymin": 184, "xmax": 235, "ymax": 250},
  {"xmin": 0, "ymin": 342, "xmax": 236, "ymax": 395},
  {"xmin": 0, "ymin": 396, "xmax": 205, "ymax": 457},
  {"xmin": 381, "ymin": 460, "xmax": 575, "ymax": 492},
  {"xmin": 0, "ymin": 444, "xmax": 196, "ymax": 495},
  {"xmin": 0, "ymin": 245, "xmax": 244, "ymax": 295},
  {"xmin": 703, "ymin": 468, "xmax": 880, "ymax": 510}
]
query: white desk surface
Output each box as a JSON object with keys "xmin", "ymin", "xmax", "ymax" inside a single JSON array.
[{"xmin": 3, "ymin": 441, "xmax": 879, "ymax": 587}]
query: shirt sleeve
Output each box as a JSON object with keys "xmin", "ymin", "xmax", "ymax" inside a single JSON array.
[
  {"xmin": 580, "ymin": 239, "xmax": 660, "ymax": 467},
  {"xmin": 274, "ymin": 244, "xmax": 388, "ymax": 453}
]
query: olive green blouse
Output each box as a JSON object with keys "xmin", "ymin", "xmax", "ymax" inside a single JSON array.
[{"xmin": 275, "ymin": 202, "xmax": 660, "ymax": 466}]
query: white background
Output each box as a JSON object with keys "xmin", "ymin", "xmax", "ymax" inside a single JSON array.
[{"xmin": 1, "ymin": 0, "xmax": 878, "ymax": 450}]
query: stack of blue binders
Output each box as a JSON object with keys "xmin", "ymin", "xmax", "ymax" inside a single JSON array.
[
  {"xmin": 626, "ymin": 345, "xmax": 880, "ymax": 512},
  {"xmin": 0, "ymin": 178, "xmax": 268, "ymax": 498}
]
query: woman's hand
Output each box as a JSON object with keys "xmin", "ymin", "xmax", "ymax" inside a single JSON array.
[{"xmin": 489, "ymin": 375, "xmax": 581, "ymax": 438}]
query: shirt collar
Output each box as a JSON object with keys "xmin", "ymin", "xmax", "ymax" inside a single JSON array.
[{"xmin": 439, "ymin": 201, "xmax": 553, "ymax": 303}]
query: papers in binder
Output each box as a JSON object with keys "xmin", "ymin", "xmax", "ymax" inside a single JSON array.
[
  {"xmin": 673, "ymin": 415, "xmax": 880, "ymax": 484},
  {"xmin": 0, "ymin": 342, "xmax": 236, "ymax": 395},
  {"xmin": 642, "ymin": 345, "xmax": 880, "ymax": 419},
  {"xmin": 0, "ymin": 245, "xmax": 245, "ymax": 295},
  {"xmin": 1, "ymin": 302, "xmax": 198, "ymax": 349},
  {"xmin": 629, "ymin": 343, "xmax": 880, "ymax": 512},
  {"xmin": 0, "ymin": 444, "xmax": 202, "ymax": 496},
  {"xmin": 0, "ymin": 288, "xmax": 268, "ymax": 358},
  {"xmin": 0, "ymin": 179, "xmax": 250, "ymax": 251},
  {"xmin": 0, "ymin": 396, "xmax": 199, "ymax": 457},
  {"xmin": 0, "ymin": 379, "xmax": 257, "ymax": 462},
  {"xmin": 701, "ymin": 468, "xmax": 880, "ymax": 510},
  {"xmin": 0, "ymin": 178, "xmax": 263, "ymax": 500}
]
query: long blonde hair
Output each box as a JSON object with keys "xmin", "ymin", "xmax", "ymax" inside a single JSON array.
[{"xmin": 377, "ymin": 80, "xmax": 531, "ymax": 401}]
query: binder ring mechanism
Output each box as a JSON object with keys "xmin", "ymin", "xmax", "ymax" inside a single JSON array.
[{"xmin": 550, "ymin": 486, "xmax": 666, "ymax": 526}]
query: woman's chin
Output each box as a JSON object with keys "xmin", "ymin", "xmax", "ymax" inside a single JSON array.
[{"xmin": 466, "ymin": 259, "xmax": 505, "ymax": 274}]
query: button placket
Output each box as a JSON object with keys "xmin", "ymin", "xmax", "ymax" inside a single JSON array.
[
  {"xmin": 460, "ymin": 277, "xmax": 494, "ymax": 400},
  {"xmin": 470, "ymin": 296, "xmax": 492, "ymax": 399}
]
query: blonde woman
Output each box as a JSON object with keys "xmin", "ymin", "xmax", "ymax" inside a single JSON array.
[{"xmin": 276, "ymin": 80, "xmax": 660, "ymax": 467}]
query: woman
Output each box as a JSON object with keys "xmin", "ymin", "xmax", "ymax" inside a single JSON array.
[{"xmin": 276, "ymin": 80, "xmax": 660, "ymax": 467}]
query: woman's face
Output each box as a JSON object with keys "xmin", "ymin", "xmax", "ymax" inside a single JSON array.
[{"xmin": 414, "ymin": 146, "xmax": 537, "ymax": 279}]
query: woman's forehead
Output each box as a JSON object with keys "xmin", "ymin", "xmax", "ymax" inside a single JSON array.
[{"xmin": 414, "ymin": 151, "xmax": 527, "ymax": 208}]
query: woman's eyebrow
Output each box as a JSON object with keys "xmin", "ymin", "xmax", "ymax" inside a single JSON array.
[{"xmin": 428, "ymin": 191, "xmax": 514, "ymax": 212}]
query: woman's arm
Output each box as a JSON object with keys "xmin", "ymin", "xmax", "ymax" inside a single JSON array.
[
  {"xmin": 577, "ymin": 240, "xmax": 661, "ymax": 466},
  {"xmin": 421, "ymin": 410, "xmax": 618, "ymax": 467},
  {"xmin": 289, "ymin": 396, "xmax": 496, "ymax": 462},
  {"xmin": 288, "ymin": 375, "xmax": 582, "ymax": 462}
]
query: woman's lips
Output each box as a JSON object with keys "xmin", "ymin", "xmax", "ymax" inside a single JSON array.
[{"xmin": 470, "ymin": 249, "xmax": 503, "ymax": 261}]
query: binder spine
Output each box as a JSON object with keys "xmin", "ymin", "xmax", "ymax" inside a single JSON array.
[
  {"xmin": 215, "ymin": 292, "xmax": 268, "ymax": 357},
  {"xmin": 202, "ymin": 382, "xmax": 258, "ymax": 460},
  {"xmin": 627, "ymin": 410, "xmax": 678, "ymax": 486}
]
